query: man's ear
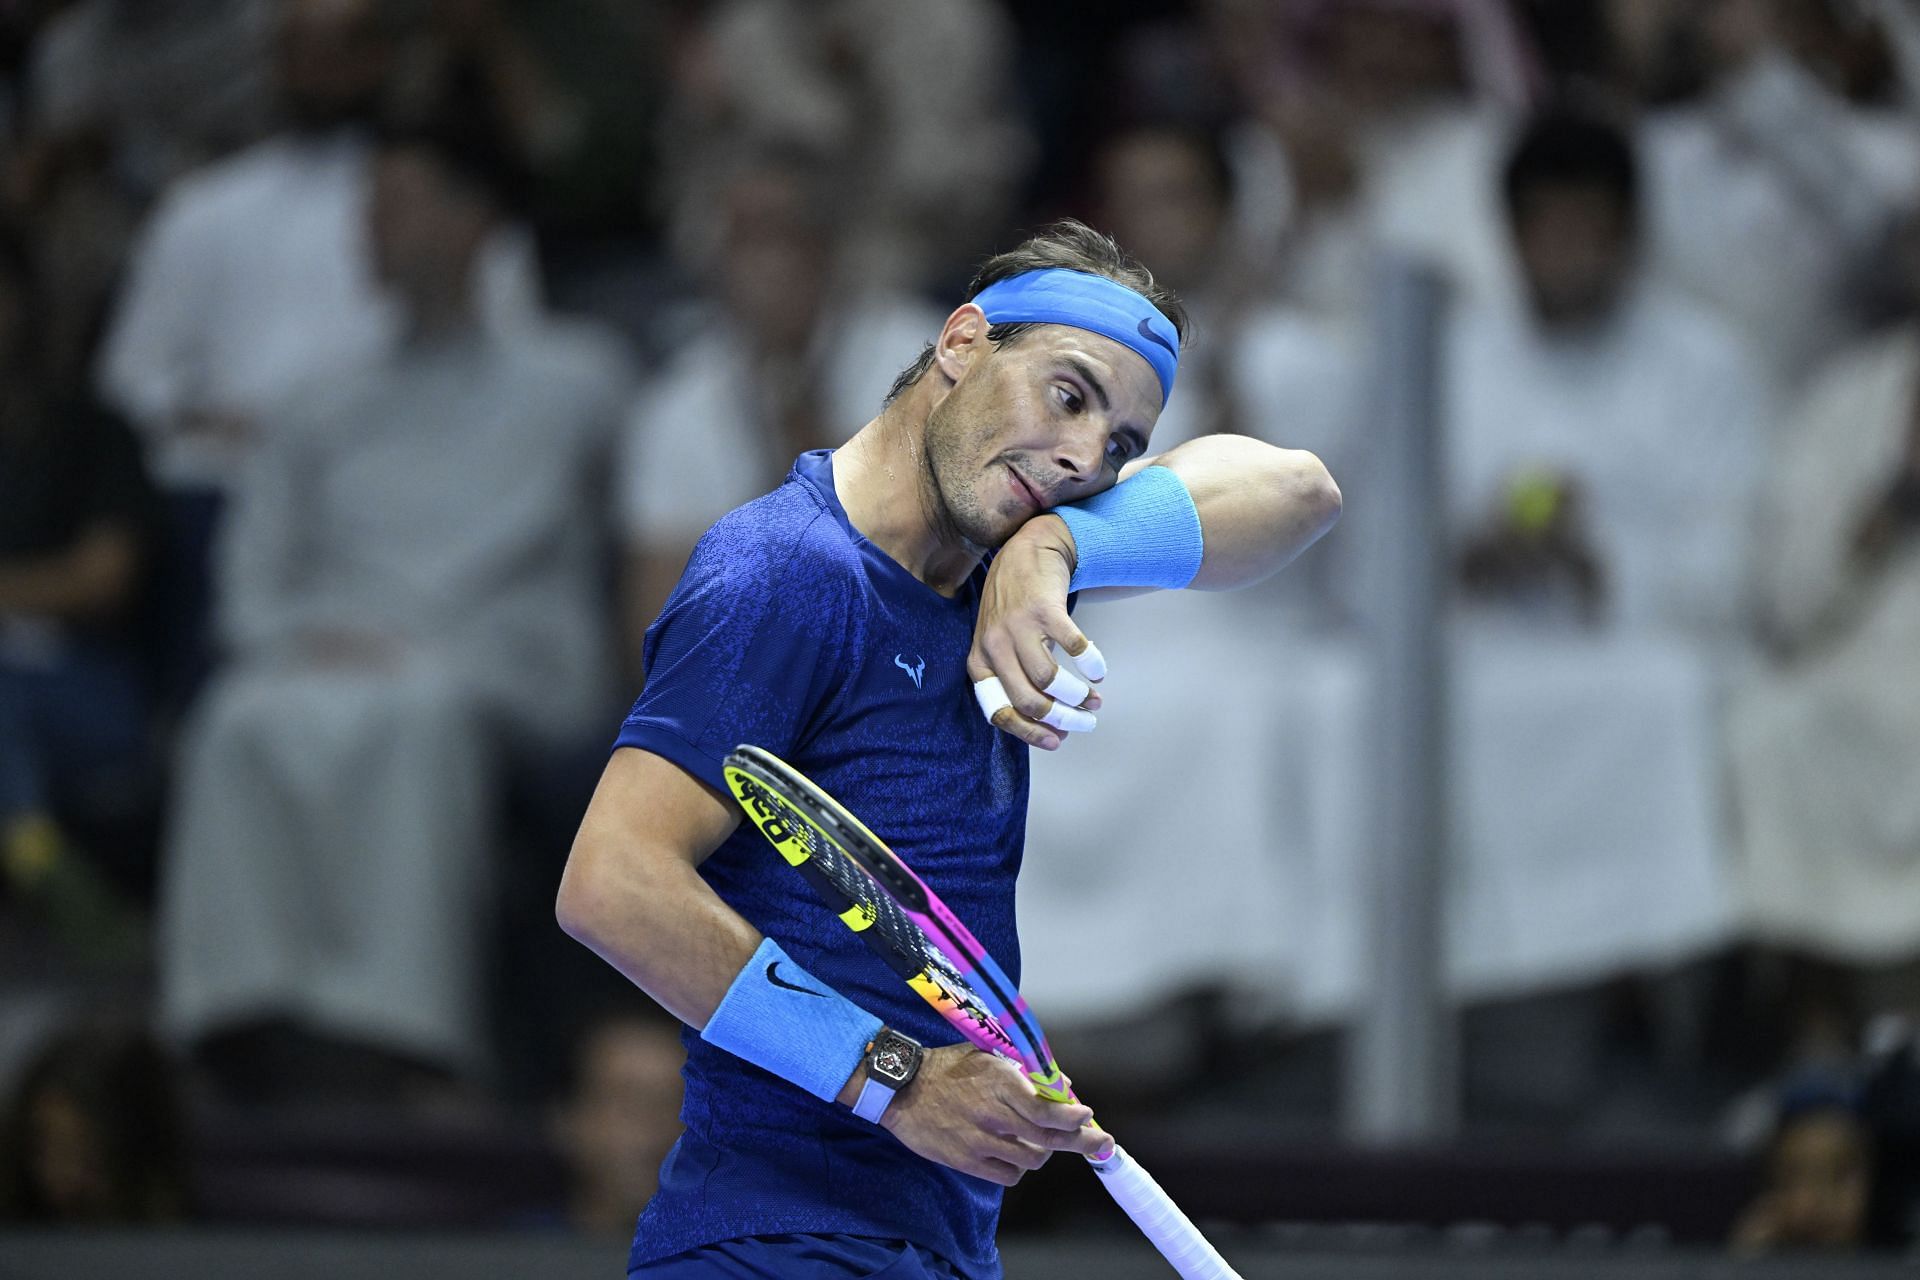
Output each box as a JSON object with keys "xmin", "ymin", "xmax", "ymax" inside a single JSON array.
[{"xmin": 933, "ymin": 303, "xmax": 990, "ymax": 385}]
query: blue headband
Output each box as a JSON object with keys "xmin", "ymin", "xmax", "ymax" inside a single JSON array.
[{"xmin": 971, "ymin": 268, "xmax": 1180, "ymax": 404}]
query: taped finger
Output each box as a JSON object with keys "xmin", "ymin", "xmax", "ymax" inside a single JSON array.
[
  {"xmin": 1039, "ymin": 700, "xmax": 1096, "ymax": 734},
  {"xmin": 1053, "ymin": 639, "xmax": 1107, "ymax": 684},
  {"xmin": 973, "ymin": 676, "xmax": 1012, "ymax": 723},
  {"xmin": 1041, "ymin": 663, "xmax": 1091, "ymax": 706}
]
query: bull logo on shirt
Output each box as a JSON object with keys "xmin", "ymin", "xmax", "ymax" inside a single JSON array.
[{"xmin": 893, "ymin": 653, "xmax": 926, "ymax": 689}]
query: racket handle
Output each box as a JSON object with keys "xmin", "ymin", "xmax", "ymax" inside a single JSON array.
[{"xmin": 1086, "ymin": 1144, "xmax": 1244, "ymax": 1280}]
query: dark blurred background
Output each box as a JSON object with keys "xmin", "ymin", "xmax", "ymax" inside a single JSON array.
[{"xmin": 5, "ymin": 0, "xmax": 1920, "ymax": 1274}]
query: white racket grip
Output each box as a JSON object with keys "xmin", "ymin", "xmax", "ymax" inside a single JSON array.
[{"xmin": 1087, "ymin": 1144, "xmax": 1243, "ymax": 1279}]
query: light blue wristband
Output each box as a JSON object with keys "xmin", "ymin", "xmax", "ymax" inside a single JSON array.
[
  {"xmin": 1052, "ymin": 464, "xmax": 1205, "ymax": 592},
  {"xmin": 701, "ymin": 937, "xmax": 882, "ymax": 1102}
]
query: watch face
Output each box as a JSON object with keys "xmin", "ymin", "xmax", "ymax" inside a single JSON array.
[{"xmin": 870, "ymin": 1031, "xmax": 920, "ymax": 1085}]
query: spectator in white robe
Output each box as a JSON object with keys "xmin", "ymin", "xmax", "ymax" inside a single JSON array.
[
  {"xmin": 1638, "ymin": 0, "xmax": 1920, "ymax": 391},
  {"xmin": 158, "ymin": 122, "xmax": 632, "ymax": 1100},
  {"xmin": 94, "ymin": 0, "xmax": 540, "ymax": 491},
  {"xmin": 1453, "ymin": 106, "xmax": 1772, "ymax": 641},
  {"xmin": 1442, "ymin": 105, "xmax": 1773, "ymax": 999},
  {"xmin": 1727, "ymin": 305, "xmax": 1920, "ymax": 963},
  {"xmin": 615, "ymin": 150, "xmax": 941, "ymax": 650}
]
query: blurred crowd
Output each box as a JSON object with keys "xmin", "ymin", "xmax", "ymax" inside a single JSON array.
[{"xmin": 5, "ymin": 0, "xmax": 1920, "ymax": 1254}]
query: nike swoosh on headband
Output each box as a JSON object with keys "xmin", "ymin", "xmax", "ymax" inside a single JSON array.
[{"xmin": 1136, "ymin": 316, "xmax": 1176, "ymax": 357}]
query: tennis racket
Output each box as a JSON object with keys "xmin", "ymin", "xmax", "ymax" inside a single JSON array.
[{"xmin": 722, "ymin": 743, "xmax": 1242, "ymax": 1280}]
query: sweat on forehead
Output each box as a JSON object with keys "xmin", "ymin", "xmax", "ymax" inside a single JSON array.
[{"xmin": 971, "ymin": 269, "xmax": 1181, "ymax": 406}]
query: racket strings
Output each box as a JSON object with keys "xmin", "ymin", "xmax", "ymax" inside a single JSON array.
[
  {"xmin": 769, "ymin": 787, "xmax": 927, "ymax": 959},
  {"xmin": 738, "ymin": 769, "xmax": 1019, "ymax": 1054}
]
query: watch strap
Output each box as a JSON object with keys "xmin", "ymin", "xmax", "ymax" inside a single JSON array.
[{"xmin": 852, "ymin": 1072, "xmax": 899, "ymax": 1123}]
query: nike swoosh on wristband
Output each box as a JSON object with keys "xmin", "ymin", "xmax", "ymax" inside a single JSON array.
[
  {"xmin": 1136, "ymin": 316, "xmax": 1176, "ymax": 356},
  {"xmin": 766, "ymin": 961, "xmax": 829, "ymax": 998}
]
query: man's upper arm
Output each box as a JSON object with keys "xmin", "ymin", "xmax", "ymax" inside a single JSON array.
[
  {"xmin": 574, "ymin": 746, "xmax": 739, "ymax": 875},
  {"xmin": 559, "ymin": 747, "xmax": 740, "ymax": 940}
]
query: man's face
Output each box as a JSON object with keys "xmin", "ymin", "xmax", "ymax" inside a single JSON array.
[
  {"xmin": 924, "ymin": 318, "xmax": 1164, "ymax": 549},
  {"xmin": 1097, "ymin": 133, "xmax": 1225, "ymax": 293},
  {"xmin": 1512, "ymin": 184, "xmax": 1636, "ymax": 329},
  {"xmin": 368, "ymin": 149, "xmax": 492, "ymax": 309},
  {"xmin": 718, "ymin": 169, "xmax": 830, "ymax": 354}
]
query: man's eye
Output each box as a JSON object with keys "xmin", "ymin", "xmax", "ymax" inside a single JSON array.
[
  {"xmin": 1105, "ymin": 437, "xmax": 1132, "ymax": 468},
  {"xmin": 1055, "ymin": 386, "xmax": 1083, "ymax": 414}
]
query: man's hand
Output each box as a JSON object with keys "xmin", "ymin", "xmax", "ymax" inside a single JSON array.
[
  {"xmin": 877, "ymin": 1044, "xmax": 1111, "ymax": 1187},
  {"xmin": 1458, "ymin": 472, "xmax": 1606, "ymax": 622},
  {"xmin": 967, "ymin": 515, "xmax": 1105, "ymax": 751}
]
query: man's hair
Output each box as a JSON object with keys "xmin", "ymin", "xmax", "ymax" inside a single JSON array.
[
  {"xmin": 1501, "ymin": 104, "xmax": 1639, "ymax": 227},
  {"xmin": 883, "ymin": 219, "xmax": 1190, "ymax": 406}
]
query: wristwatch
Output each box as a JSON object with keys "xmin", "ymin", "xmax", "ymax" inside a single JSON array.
[{"xmin": 852, "ymin": 1028, "xmax": 923, "ymax": 1122}]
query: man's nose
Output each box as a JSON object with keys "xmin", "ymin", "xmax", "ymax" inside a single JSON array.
[{"xmin": 1052, "ymin": 422, "xmax": 1106, "ymax": 480}]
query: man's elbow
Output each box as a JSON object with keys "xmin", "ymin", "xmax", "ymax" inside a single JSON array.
[
  {"xmin": 1287, "ymin": 449, "xmax": 1342, "ymax": 535},
  {"xmin": 555, "ymin": 841, "xmax": 618, "ymax": 949}
]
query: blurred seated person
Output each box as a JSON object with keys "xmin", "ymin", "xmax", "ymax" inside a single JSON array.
[
  {"xmin": 1726, "ymin": 231, "xmax": 1920, "ymax": 963},
  {"xmin": 615, "ymin": 149, "xmax": 939, "ymax": 649},
  {"xmin": 0, "ymin": 233, "xmax": 157, "ymax": 964},
  {"xmin": 158, "ymin": 121, "xmax": 632, "ymax": 1103},
  {"xmin": 1732, "ymin": 1069, "xmax": 1871, "ymax": 1255},
  {"xmin": 0, "ymin": 1019, "xmax": 191, "ymax": 1223},
  {"xmin": 95, "ymin": 0, "xmax": 542, "ymax": 495},
  {"xmin": 1641, "ymin": 0, "xmax": 1920, "ymax": 390},
  {"xmin": 550, "ymin": 1011, "xmax": 684, "ymax": 1236},
  {"xmin": 1451, "ymin": 104, "xmax": 1772, "ymax": 640},
  {"xmin": 1437, "ymin": 104, "xmax": 1773, "ymax": 1006}
]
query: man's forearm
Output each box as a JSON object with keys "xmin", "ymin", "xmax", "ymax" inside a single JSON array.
[
  {"xmin": 1150, "ymin": 435, "xmax": 1341, "ymax": 591},
  {"xmin": 557, "ymin": 834, "xmax": 761, "ymax": 1031}
]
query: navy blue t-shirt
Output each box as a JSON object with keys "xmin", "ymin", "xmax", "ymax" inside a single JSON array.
[{"xmin": 614, "ymin": 449, "xmax": 1028, "ymax": 1278}]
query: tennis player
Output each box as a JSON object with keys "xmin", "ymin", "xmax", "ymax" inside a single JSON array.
[{"xmin": 558, "ymin": 219, "xmax": 1341, "ymax": 1278}]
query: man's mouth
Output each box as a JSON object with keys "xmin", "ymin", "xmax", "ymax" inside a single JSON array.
[{"xmin": 1006, "ymin": 464, "xmax": 1044, "ymax": 513}]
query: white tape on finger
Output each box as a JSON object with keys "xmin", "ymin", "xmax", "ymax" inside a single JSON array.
[
  {"xmin": 1042, "ymin": 664, "xmax": 1090, "ymax": 706},
  {"xmin": 1040, "ymin": 701, "xmax": 1096, "ymax": 734},
  {"xmin": 1053, "ymin": 639, "xmax": 1107, "ymax": 683},
  {"xmin": 977, "ymin": 674, "xmax": 1095, "ymax": 735},
  {"xmin": 973, "ymin": 677, "xmax": 1012, "ymax": 723}
]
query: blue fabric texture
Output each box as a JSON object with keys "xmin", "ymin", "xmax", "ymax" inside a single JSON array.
[
  {"xmin": 701, "ymin": 936, "xmax": 882, "ymax": 1102},
  {"xmin": 631, "ymin": 1233, "xmax": 971, "ymax": 1279},
  {"xmin": 971, "ymin": 268, "xmax": 1180, "ymax": 404},
  {"xmin": 0, "ymin": 644, "xmax": 151, "ymax": 820},
  {"xmin": 1053, "ymin": 463, "xmax": 1204, "ymax": 593},
  {"xmin": 613, "ymin": 450, "xmax": 1024, "ymax": 1280}
]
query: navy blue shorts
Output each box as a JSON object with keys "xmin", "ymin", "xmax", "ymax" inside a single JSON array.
[{"xmin": 631, "ymin": 1233, "xmax": 973, "ymax": 1278}]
